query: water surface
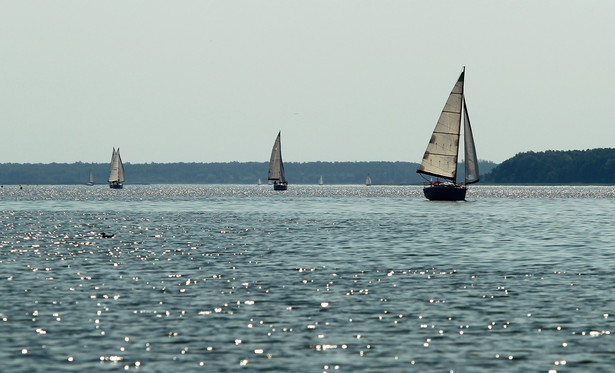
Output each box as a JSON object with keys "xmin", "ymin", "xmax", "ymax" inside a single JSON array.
[{"xmin": 1, "ymin": 185, "xmax": 614, "ymax": 372}]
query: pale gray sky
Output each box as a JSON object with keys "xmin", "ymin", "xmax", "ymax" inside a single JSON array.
[{"xmin": 1, "ymin": 1, "xmax": 614, "ymax": 164}]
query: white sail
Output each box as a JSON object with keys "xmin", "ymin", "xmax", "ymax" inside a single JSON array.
[
  {"xmin": 88, "ymin": 169, "xmax": 94, "ymax": 184},
  {"xmin": 268, "ymin": 132, "xmax": 286, "ymax": 183},
  {"xmin": 417, "ymin": 70, "xmax": 465, "ymax": 181},
  {"xmin": 365, "ymin": 175, "xmax": 372, "ymax": 186},
  {"xmin": 463, "ymin": 97, "xmax": 480, "ymax": 184},
  {"xmin": 108, "ymin": 148, "xmax": 119, "ymax": 183},
  {"xmin": 108, "ymin": 147, "xmax": 125, "ymax": 184},
  {"xmin": 319, "ymin": 175, "xmax": 323, "ymax": 185},
  {"xmin": 116, "ymin": 149, "xmax": 125, "ymax": 183}
]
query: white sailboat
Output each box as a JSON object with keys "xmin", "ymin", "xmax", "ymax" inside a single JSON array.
[
  {"xmin": 365, "ymin": 175, "xmax": 372, "ymax": 186},
  {"xmin": 417, "ymin": 67, "xmax": 479, "ymax": 201},
  {"xmin": 319, "ymin": 175, "xmax": 323, "ymax": 185},
  {"xmin": 87, "ymin": 169, "xmax": 94, "ymax": 185},
  {"xmin": 108, "ymin": 147, "xmax": 125, "ymax": 189},
  {"xmin": 268, "ymin": 131, "xmax": 288, "ymax": 191}
]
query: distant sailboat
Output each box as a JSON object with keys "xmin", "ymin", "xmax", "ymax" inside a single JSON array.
[
  {"xmin": 417, "ymin": 67, "xmax": 479, "ymax": 201},
  {"xmin": 258, "ymin": 178, "xmax": 262, "ymax": 185},
  {"xmin": 87, "ymin": 169, "xmax": 94, "ymax": 185},
  {"xmin": 268, "ymin": 131, "xmax": 288, "ymax": 191},
  {"xmin": 365, "ymin": 175, "xmax": 372, "ymax": 186},
  {"xmin": 108, "ymin": 147, "xmax": 125, "ymax": 189},
  {"xmin": 319, "ymin": 175, "xmax": 323, "ymax": 185}
]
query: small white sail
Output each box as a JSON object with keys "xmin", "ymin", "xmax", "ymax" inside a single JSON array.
[
  {"xmin": 365, "ymin": 175, "xmax": 372, "ymax": 186},
  {"xmin": 116, "ymin": 149, "xmax": 125, "ymax": 183},
  {"xmin": 88, "ymin": 169, "xmax": 94, "ymax": 185},
  {"xmin": 268, "ymin": 132, "xmax": 286, "ymax": 183},
  {"xmin": 319, "ymin": 175, "xmax": 323, "ymax": 185}
]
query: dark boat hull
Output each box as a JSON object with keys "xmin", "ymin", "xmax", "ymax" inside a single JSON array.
[
  {"xmin": 109, "ymin": 183, "xmax": 123, "ymax": 189},
  {"xmin": 423, "ymin": 184, "xmax": 466, "ymax": 201},
  {"xmin": 273, "ymin": 183, "xmax": 288, "ymax": 191}
]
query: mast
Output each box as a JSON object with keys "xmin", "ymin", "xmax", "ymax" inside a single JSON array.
[{"xmin": 455, "ymin": 67, "xmax": 464, "ymax": 183}]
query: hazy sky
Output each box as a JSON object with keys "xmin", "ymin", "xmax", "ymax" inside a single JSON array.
[{"xmin": 2, "ymin": 1, "xmax": 614, "ymax": 164}]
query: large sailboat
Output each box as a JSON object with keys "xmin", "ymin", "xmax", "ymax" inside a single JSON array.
[
  {"xmin": 417, "ymin": 67, "xmax": 479, "ymax": 201},
  {"xmin": 108, "ymin": 147, "xmax": 125, "ymax": 189},
  {"xmin": 268, "ymin": 131, "xmax": 288, "ymax": 191}
]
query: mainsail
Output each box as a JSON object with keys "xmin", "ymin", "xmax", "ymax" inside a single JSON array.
[
  {"xmin": 417, "ymin": 68, "xmax": 479, "ymax": 184},
  {"xmin": 268, "ymin": 132, "xmax": 286, "ymax": 183},
  {"xmin": 417, "ymin": 71, "xmax": 464, "ymax": 181}
]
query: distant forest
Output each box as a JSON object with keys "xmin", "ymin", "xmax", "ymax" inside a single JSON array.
[
  {"xmin": 484, "ymin": 148, "xmax": 615, "ymax": 184},
  {"xmin": 0, "ymin": 160, "xmax": 497, "ymax": 185},
  {"xmin": 4, "ymin": 148, "xmax": 615, "ymax": 185}
]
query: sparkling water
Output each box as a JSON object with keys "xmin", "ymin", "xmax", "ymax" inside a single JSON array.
[{"xmin": 1, "ymin": 185, "xmax": 614, "ymax": 372}]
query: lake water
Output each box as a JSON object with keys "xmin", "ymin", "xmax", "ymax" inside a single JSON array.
[{"xmin": 1, "ymin": 184, "xmax": 614, "ymax": 372}]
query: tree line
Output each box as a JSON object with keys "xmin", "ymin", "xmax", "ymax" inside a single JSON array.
[
  {"xmin": 0, "ymin": 160, "xmax": 497, "ymax": 185},
  {"xmin": 484, "ymin": 148, "xmax": 615, "ymax": 184}
]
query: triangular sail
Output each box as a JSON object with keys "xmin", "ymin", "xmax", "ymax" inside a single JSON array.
[
  {"xmin": 108, "ymin": 148, "xmax": 119, "ymax": 182},
  {"xmin": 89, "ymin": 169, "xmax": 94, "ymax": 184},
  {"xmin": 463, "ymin": 97, "xmax": 479, "ymax": 184},
  {"xmin": 417, "ymin": 70, "xmax": 465, "ymax": 181},
  {"xmin": 108, "ymin": 147, "xmax": 125, "ymax": 183},
  {"xmin": 268, "ymin": 132, "xmax": 286, "ymax": 182},
  {"xmin": 116, "ymin": 148, "xmax": 125, "ymax": 183}
]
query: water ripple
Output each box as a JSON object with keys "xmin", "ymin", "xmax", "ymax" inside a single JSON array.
[{"xmin": 1, "ymin": 185, "xmax": 614, "ymax": 372}]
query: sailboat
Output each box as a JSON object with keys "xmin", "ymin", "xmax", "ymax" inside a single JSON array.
[
  {"xmin": 319, "ymin": 175, "xmax": 323, "ymax": 185},
  {"xmin": 417, "ymin": 67, "xmax": 479, "ymax": 201},
  {"xmin": 268, "ymin": 131, "xmax": 288, "ymax": 191},
  {"xmin": 365, "ymin": 175, "xmax": 372, "ymax": 186},
  {"xmin": 87, "ymin": 169, "xmax": 94, "ymax": 186},
  {"xmin": 108, "ymin": 147, "xmax": 125, "ymax": 189}
]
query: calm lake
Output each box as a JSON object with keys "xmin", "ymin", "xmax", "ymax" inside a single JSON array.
[{"xmin": 1, "ymin": 185, "xmax": 614, "ymax": 372}]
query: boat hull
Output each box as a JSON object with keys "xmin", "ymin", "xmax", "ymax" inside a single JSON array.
[
  {"xmin": 423, "ymin": 184, "xmax": 466, "ymax": 201},
  {"xmin": 109, "ymin": 183, "xmax": 123, "ymax": 189},
  {"xmin": 273, "ymin": 183, "xmax": 288, "ymax": 191}
]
